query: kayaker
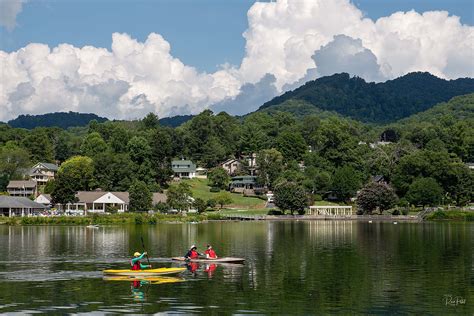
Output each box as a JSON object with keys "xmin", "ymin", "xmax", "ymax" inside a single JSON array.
[
  {"xmin": 204, "ymin": 244, "xmax": 218, "ymax": 259},
  {"xmin": 184, "ymin": 245, "xmax": 201, "ymax": 259},
  {"xmin": 130, "ymin": 252, "xmax": 152, "ymax": 270}
]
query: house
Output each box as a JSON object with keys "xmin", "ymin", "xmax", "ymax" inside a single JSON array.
[
  {"xmin": 34, "ymin": 194, "xmax": 52, "ymax": 206},
  {"xmin": 220, "ymin": 158, "xmax": 242, "ymax": 175},
  {"xmin": 29, "ymin": 162, "xmax": 59, "ymax": 185},
  {"xmin": 229, "ymin": 176, "xmax": 261, "ymax": 193},
  {"xmin": 372, "ymin": 175, "xmax": 388, "ymax": 184},
  {"xmin": 7, "ymin": 180, "xmax": 37, "ymax": 197},
  {"xmin": 0, "ymin": 195, "xmax": 47, "ymax": 217},
  {"xmin": 62, "ymin": 191, "xmax": 167, "ymax": 214},
  {"xmin": 171, "ymin": 159, "xmax": 196, "ymax": 179}
]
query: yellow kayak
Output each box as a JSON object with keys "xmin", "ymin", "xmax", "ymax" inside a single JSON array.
[
  {"xmin": 103, "ymin": 267, "xmax": 185, "ymax": 276},
  {"xmin": 103, "ymin": 276, "xmax": 185, "ymax": 284}
]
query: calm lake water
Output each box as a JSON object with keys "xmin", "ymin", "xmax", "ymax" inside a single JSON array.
[{"xmin": 0, "ymin": 221, "xmax": 472, "ymax": 314}]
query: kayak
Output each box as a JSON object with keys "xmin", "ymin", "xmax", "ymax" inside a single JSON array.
[
  {"xmin": 103, "ymin": 267, "xmax": 185, "ymax": 276},
  {"xmin": 103, "ymin": 276, "xmax": 185, "ymax": 284},
  {"xmin": 86, "ymin": 225, "xmax": 100, "ymax": 229},
  {"xmin": 172, "ymin": 257, "xmax": 245, "ymax": 264}
]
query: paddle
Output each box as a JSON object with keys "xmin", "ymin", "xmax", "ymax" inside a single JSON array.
[{"xmin": 140, "ymin": 236, "xmax": 151, "ymax": 267}]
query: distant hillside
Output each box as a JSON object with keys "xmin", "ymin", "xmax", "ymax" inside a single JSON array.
[
  {"xmin": 258, "ymin": 72, "xmax": 474, "ymax": 123},
  {"xmin": 395, "ymin": 93, "xmax": 474, "ymax": 126},
  {"xmin": 8, "ymin": 112, "xmax": 108, "ymax": 129},
  {"xmin": 159, "ymin": 115, "xmax": 194, "ymax": 127}
]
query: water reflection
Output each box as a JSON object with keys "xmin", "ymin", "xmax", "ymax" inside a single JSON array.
[{"xmin": 0, "ymin": 222, "xmax": 472, "ymax": 314}]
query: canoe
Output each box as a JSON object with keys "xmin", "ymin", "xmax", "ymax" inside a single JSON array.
[
  {"xmin": 103, "ymin": 276, "xmax": 185, "ymax": 284},
  {"xmin": 103, "ymin": 267, "xmax": 186, "ymax": 276},
  {"xmin": 172, "ymin": 257, "xmax": 245, "ymax": 264},
  {"xmin": 86, "ymin": 225, "xmax": 100, "ymax": 229}
]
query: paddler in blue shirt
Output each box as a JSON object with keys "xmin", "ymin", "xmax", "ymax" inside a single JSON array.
[{"xmin": 130, "ymin": 252, "xmax": 152, "ymax": 270}]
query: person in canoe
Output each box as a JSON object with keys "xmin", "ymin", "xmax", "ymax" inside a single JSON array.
[
  {"xmin": 184, "ymin": 245, "xmax": 202, "ymax": 260},
  {"xmin": 131, "ymin": 252, "xmax": 152, "ymax": 270},
  {"xmin": 204, "ymin": 244, "xmax": 218, "ymax": 259}
]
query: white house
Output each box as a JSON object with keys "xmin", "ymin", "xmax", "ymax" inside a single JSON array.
[
  {"xmin": 171, "ymin": 159, "xmax": 196, "ymax": 179},
  {"xmin": 220, "ymin": 158, "xmax": 242, "ymax": 175},
  {"xmin": 63, "ymin": 191, "xmax": 167, "ymax": 214},
  {"xmin": 34, "ymin": 194, "xmax": 52, "ymax": 206},
  {"xmin": 29, "ymin": 162, "xmax": 59, "ymax": 185}
]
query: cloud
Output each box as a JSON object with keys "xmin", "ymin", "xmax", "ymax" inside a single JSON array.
[
  {"xmin": 0, "ymin": 0, "xmax": 26, "ymax": 31},
  {"xmin": 211, "ymin": 74, "xmax": 278, "ymax": 115},
  {"xmin": 0, "ymin": 0, "xmax": 473, "ymax": 121},
  {"xmin": 312, "ymin": 34, "xmax": 386, "ymax": 82}
]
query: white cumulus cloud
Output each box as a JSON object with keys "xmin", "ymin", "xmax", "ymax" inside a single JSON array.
[{"xmin": 0, "ymin": 0, "xmax": 473, "ymax": 121}]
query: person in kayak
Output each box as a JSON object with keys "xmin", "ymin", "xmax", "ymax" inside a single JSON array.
[
  {"xmin": 130, "ymin": 252, "xmax": 152, "ymax": 270},
  {"xmin": 184, "ymin": 245, "xmax": 201, "ymax": 260},
  {"xmin": 204, "ymin": 244, "xmax": 218, "ymax": 259}
]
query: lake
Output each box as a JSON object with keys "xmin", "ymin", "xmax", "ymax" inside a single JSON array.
[{"xmin": 0, "ymin": 221, "xmax": 472, "ymax": 314}]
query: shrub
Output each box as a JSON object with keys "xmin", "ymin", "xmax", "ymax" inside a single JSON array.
[
  {"xmin": 313, "ymin": 194, "xmax": 323, "ymax": 201},
  {"xmin": 267, "ymin": 209, "xmax": 283, "ymax": 215},
  {"xmin": 134, "ymin": 214, "xmax": 144, "ymax": 224},
  {"xmin": 402, "ymin": 208, "xmax": 409, "ymax": 215},
  {"xmin": 210, "ymin": 187, "xmax": 220, "ymax": 193},
  {"xmin": 392, "ymin": 209, "xmax": 400, "ymax": 216}
]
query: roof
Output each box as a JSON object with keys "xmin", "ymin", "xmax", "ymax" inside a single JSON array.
[
  {"xmin": 74, "ymin": 191, "xmax": 167, "ymax": 204},
  {"xmin": 0, "ymin": 196, "xmax": 46, "ymax": 209},
  {"xmin": 172, "ymin": 160, "xmax": 194, "ymax": 165},
  {"xmin": 7, "ymin": 180, "xmax": 37, "ymax": 189},
  {"xmin": 33, "ymin": 162, "xmax": 59, "ymax": 171},
  {"xmin": 221, "ymin": 158, "xmax": 239, "ymax": 165}
]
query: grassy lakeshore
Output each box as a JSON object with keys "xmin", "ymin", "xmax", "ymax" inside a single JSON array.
[
  {"xmin": 1, "ymin": 212, "xmax": 226, "ymax": 226},
  {"xmin": 425, "ymin": 210, "xmax": 474, "ymax": 221}
]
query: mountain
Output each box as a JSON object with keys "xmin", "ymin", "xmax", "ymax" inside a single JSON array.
[
  {"xmin": 395, "ymin": 93, "xmax": 474, "ymax": 126},
  {"xmin": 8, "ymin": 112, "xmax": 108, "ymax": 129},
  {"xmin": 258, "ymin": 72, "xmax": 474, "ymax": 123},
  {"xmin": 159, "ymin": 115, "xmax": 194, "ymax": 127}
]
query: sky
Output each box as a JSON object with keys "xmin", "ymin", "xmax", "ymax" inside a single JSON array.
[{"xmin": 0, "ymin": 0, "xmax": 473, "ymax": 121}]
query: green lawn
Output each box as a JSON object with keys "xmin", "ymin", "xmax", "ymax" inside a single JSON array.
[
  {"xmin": 216, "ymin": 208, "xmax": 270, "ymax": 216},
  {"xmin": 173, "ymin": 178, "xmax": 266, "ymax": 209}
]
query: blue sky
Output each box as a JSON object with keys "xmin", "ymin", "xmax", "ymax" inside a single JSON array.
[
  {"xmin": 0, "ymin": 0, "xmax": 472, "ymax": 120},
  {"xmin": 1, "ymin": 0, "xmax": 472, "ymax": 72}
]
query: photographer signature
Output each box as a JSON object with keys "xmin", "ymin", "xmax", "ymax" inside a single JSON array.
[{"xmin": 444, "ymin": 295, "xmax": 466, "ymax": 306}]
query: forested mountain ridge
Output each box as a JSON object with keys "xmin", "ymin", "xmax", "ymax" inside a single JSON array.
[
  {"xmin": 258, "ymin": 72, "xmax": 474, "ymax": 123},
  {"xmin": 8, "ymin": 112, "xmax": 108, "ymax": 129}
]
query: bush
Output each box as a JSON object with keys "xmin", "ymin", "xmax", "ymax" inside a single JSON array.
[
  {"xmin": 207, "ymin": 199, "xmax": 217, "ymax": 209},
  {"xmin": 267, "ymin": 209, "xmax": 283, "ymax": 215},
  {"xmin": 392, "ymin": 209, "xmax": 400, "ymax": 216},
  {"xmin": 154, "ymin": 202, "xmax": 170, "ymax": 213},
  {"xmin": 134, "ymin": 214, "xmax": 145, "ymax": 224},
  {"xmin": 402, "ymin": 208, "xmax": 409, "ymax": 215},
  {"xmin": 210, "ymin": 187, "xmax": 220, "ymax": 193}
]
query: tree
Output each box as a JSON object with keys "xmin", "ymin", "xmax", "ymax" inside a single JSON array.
[
  {"xmin": 141, "ymin": 112, "xmax": 160, "ymax": 129},
  {"xmin": 129, "ymin": 180, "xmax": 152, "ymax": 212},
  {"xmin": 150, "ymin": 128, "xmax": 174, "ymax": 186},
  {"xmin": 51, "ymin": 175, "xmax": 77, "ymax": 207},
  {"xmin": 80, "ymin": 132, "xmax": 108, "ymax": 157},
  {"xmin": 274, "ymin": 181, "xmax": 308, "ymax": 215},
  {"xmin": 356, "ymin": 181, "xmax": 398, "ymax": 214},
  {"xmin": 0, "ymin": 142, "xmax": 30, "ymax": 180},
  {"xmin": 167, "ymin": 182, "xmax": 193, "ymax": 213},
  {"xmin": 276, "ymin": 129, "xmax": 307, "ymax": 161},
  {"xmin": 257, "ymin": 148, "xmax": 284, "ymax": 189},
  {"xmin": 331, "ymin": 166, "xmax": 361, "ymax": 202},
  {"xmin": 193, "ymin": 197, "xmax": 208, "ymax": 213},
  {"xmin": 58, "ymin": 156, "xmax": 95, "ymax": 191},
  {"xmin": 127, "ymin": 136, "xmax": 151, "ymax": 164},
  {"xmin": 406, "ymin": 177, "xmax": 444, "ymax": 207},
  {"xmin": 21, "ymin": 129, "xmax": 54, "ymax": 162},
  {"xmin": 93, "ymin": 152, "xmax": 134, "ymax": 191},
  {"xmin": 208, "ymin": 167, "xmax": 230, "ymax": 189},
  {"xmin": 214, "ymin": 192, "xmax": 233, "ymax": 210},
  {"xmin": 201, "ymin": 136, "xmax": 227, "ymax": 168}
]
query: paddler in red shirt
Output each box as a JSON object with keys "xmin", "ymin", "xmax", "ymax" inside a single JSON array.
[
  {"xmin": 184, "ymin": 245, "xmax": 201, "ymax": 260},
  {"xmin": 204, "ymin": 244, "xmax": 218, "ymax": 259}
]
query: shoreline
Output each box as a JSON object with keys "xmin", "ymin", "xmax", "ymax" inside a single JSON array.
[{"xmin": 1, "ymin": 210, "xmax": 472, "ymax": 225}]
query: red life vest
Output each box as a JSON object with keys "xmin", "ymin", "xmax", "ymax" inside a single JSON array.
[
  {"xmin": 189, "ymin": 249, "xmax": 199, "ymax": 259},
  {"xmin": 131, "ymin": 259, "xmax": 141, "ymax": 270},
  {"xmin": 205, "ymin": 249, "xmax": 217, "ymax": 259}
]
